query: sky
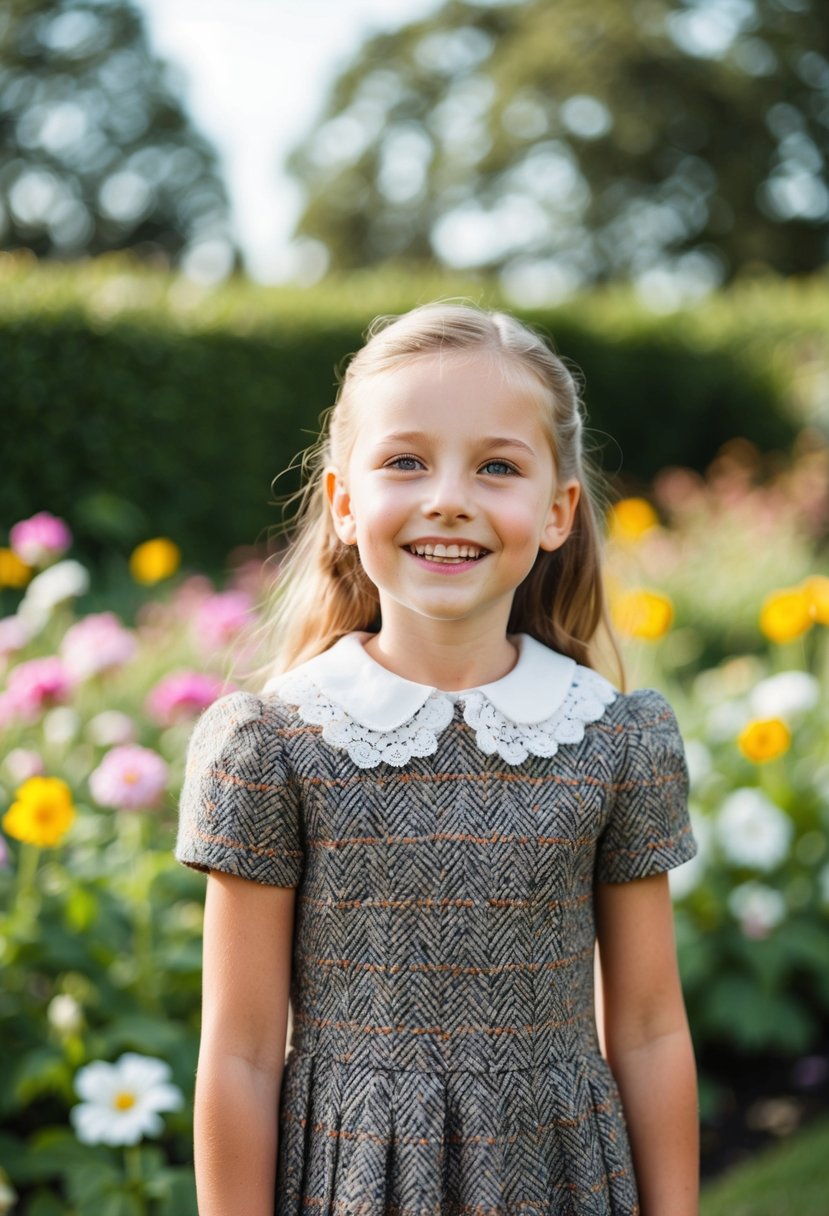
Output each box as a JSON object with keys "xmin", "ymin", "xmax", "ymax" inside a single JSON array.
[{"xmin": 135, "ymin": 0, "xmax": 442, "ymax": 282}]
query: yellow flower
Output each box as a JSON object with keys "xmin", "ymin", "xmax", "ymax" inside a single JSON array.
[
  {"xmin": 759, "ymin": 586, "xmax": 813, "ymax": 643},
  {"xmin": 3, "ymin": 777, "xmax": 76, "ymax": 848},
  {"xmin": 737, "ymin": 718, "xmax": 791, "ymax": 763},
  {"xmin": 612, "ymin": 589, "xmax": 674, "ymax": 640},
  {"xmin": 129, "ymin": 538, "xmax": 181, "ymax": 585},
  {"xmin": 608, "ymin": 498, "xmax": 659, "ymax": 543},
  {"xmin": 802, "ymin": 574, "xmax": 829, "ymax": 626},
  {"xmin": 0, "ymin": 546, "xmax": 33, "ymax": 588}
]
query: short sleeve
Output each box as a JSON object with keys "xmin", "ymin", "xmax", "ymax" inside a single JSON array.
[
  {"xmin": 596, "ymin": 688, "xmax": 698, "ymax": 884},
  {"xmin": 174, "ymin": 690, "xmax": 304, "ymax": 888}
]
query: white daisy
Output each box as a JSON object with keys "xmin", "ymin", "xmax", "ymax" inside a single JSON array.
[
  {"xmin": 70, "ymin": 1053, "xmax": 184, "ymax": 1146},
  {"xmin": 749, "ymin": 671, "xmax": 820, "ymax": 721},
  {"xmin": 716, "ymin": 787, "xmax": 793, "ymax": 872},
  {"xmin": 728, "ymin": 881, "xmax": 786, "ymax": 939},
  {"xmin": 18, "ymin": 560, "xmax": 90, "ymax": 633}
]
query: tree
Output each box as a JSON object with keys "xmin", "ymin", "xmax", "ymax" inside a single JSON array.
[
  {"xmin": 288, "ymin": 0, "xmax": 829, "ymax": 292},
  {"xmin": 0, "ymin": 0, "xmax": 234, "ymax": 268}
]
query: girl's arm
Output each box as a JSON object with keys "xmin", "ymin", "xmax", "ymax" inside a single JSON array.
[
  {"xmin": 193, "ymin": 871, "xmax": 296, "ymax": 1216},
  {"xmin": 595, "ymin": 872, "xmax": 699, "ymax": 1216}
]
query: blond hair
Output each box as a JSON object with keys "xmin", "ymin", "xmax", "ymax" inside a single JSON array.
[{"xmin": 244, "ymin": 302, "xmax": 627, "ymax": 691}]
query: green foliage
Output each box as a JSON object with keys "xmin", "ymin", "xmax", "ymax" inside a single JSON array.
[
  {"xmin": 288, "ymin": 0, "xmax": 829, "ymax": 286},
  {"xmin": 4, "ymin": 257, "xmax": 822, "ymax": 573},
  {"xmin": 0, "ymin": 0, "xmax": 232, "ymax": 263},
  {"xmin": 700, "ymin": 1119, "xmax": 829, "ymax": 1216}
]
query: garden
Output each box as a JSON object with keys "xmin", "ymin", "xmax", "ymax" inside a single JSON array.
[{"xmin": 1, "ymin": 261, "xmax": 829, "ymax": 1214}]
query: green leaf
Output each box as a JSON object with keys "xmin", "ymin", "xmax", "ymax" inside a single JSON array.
[
  {"xmin": 65, "ymin": 885, "xmax": 99, "ymax": 933},
  {"xmin": 16, "ymin": 1128, "xmax": 113, "ymax": 1184},
  {"xmin": 25, "ymin": 1190, "xmax": 67, "ymax": 1216},
  {"xmin": 11, "ymin": 1049, "xmax": 72, "ymax": 1107},
  {"xmin": 98, "ymin": 1015, "xmax": 187, "ymax": 1057},
  {"xmin": 99, "ymin": 1191, "xmax": 145, "ymax": 1216},
  {"xmin": 65, "ymin": 1161, "xmax": 123, "ymax": 1208},
  {"xmin": 702, "ymin": 976, "xmax": 816, "ymax": 1053},
  {"xmin": 155, "ymin": 1167, "xmax": 199, "ymax": 1216}
]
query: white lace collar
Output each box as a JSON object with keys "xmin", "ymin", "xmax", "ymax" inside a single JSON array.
[{"xmin": 263, "ymin": 631, "xmax": 617, "ymax": 768}]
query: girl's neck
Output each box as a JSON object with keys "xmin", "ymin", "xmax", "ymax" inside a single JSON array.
[{"xmin": 362, "ymin": 616, "xmax": 519, "ymax": 692}]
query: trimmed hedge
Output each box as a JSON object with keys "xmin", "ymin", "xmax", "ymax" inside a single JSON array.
[{"xmin": 3, "ymin": 256, "xmax": 824, "ymax": 572}]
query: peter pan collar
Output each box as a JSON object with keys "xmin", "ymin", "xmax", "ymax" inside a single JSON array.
[{"xmin": 263, "ymin": 631, "xmax": 618, "ymax": 769}]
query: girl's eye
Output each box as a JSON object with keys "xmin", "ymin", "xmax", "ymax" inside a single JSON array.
[
  {"xmin": 480, "ymin": 459, "xmax": 517, "ymax": 476},
  {"xmin": 386, "ymin": 455, "xmax": 424, "ymax": 471}
]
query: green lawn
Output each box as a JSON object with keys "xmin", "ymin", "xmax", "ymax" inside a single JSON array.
[{"xmin": 700, "ymin": 1119, "xmax": 829, "ymax": 1215}]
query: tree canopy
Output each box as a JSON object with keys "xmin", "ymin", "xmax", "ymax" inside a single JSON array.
[
  {"xmin": 288, "ymin": 0, "xmax": 829, "ymax": 293},
  {"xmin": 0, "ymin": 0, "xmax": 233, "ymax": 268}
]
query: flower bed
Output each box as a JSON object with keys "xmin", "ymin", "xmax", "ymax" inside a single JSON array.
[{"xmin": 1, "ymin": 433, "xmax": 828, "ymax": 1209}]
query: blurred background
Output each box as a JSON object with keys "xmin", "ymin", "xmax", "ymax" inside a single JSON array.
[{"xmin": 1, "ymin": 2, "xmax": 828, "ymax": 1214}]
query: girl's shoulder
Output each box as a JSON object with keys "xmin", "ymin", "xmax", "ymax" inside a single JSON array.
[
  {"xmin": 599, "ymin": 684, "xmax": 689, "ymax": 777},
  {"xmin": 188, "ymin": 687, "xmax": 295, "ymax": 752},
  {"xmin": 602, "ymin": 684, "xmax": 684, "ymax": 737}
]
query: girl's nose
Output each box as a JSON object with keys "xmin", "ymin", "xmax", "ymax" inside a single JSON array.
[{"xmin": 422, "ymin": 474, "xmax": 474, "ymax": 522}]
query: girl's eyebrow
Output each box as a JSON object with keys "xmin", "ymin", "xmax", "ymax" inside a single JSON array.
[{"xmin": 375, "ymin": 430, "xmax": 537, "ymax": 456}]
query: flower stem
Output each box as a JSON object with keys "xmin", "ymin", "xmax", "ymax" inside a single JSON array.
[
  {"xmin": 14, "ymin": 842, "xmax": 41, "ymax": 921},
  {"xmin": 124, "ymin": 1145, "xmax": 148, "ymax": 1214},
  {"xmin": 125, "ymin": 1143, "xmax": 142, "ymax": 1183},
  {"xmin": 119, "ymin": 814, "xmax": 159, "ymax": 1010}
]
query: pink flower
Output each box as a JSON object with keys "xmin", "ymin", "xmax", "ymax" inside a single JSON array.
[
  {"xmin": 9, "ymin": 512, "xmax": 72, "ymax": 567},
  {"xmin": 145, "ymin": 671, "xmax": 226, "ymax": 727},
  {"xmin": 0, "ymin": 692, "xmax": 17, "ymax": 730},
  {"xmin": 172, "ymin": 574, "xmax": 215, "ymax": 620},
  {"xmin": 89, "ymin": 745, "xmax": 169, "ymax": 811},
  {"xmin": 193, "ymin": 590, "xmax": 255, "ymax": 651},
  {"xmin": 0, "ymin": 834, "xmax": 8, "ymax": 871},
  {"xmin": 4, "ymin": 656, "xmax": 73, "ymax": 723},
  {"xmin": 61, "ymin": 612, "xmax": 137, "ymax": 680}
]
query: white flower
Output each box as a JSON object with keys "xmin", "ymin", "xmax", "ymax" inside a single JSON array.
[
  {"xmin": 0, "ymin": 1169, "xmax": 17, "ymax": 1216},
  {"xmin": 728, "ymin": 881, "xmax": 786, "ymax": 939},
  {"xmin": 716, "ymin": 787, "xmax": 793, "ymax": 871},
  {"xmin": 683, "ymin": 739, "xmax": 712, "ymax": 787},
  {"xmin": 70, "ymin": 1053, "xmax": 184, "ymax": 1146},
  {"xmin": 3, "ymin": 748, "xmax": 45, "ymax": 784},
  {"xmin": 669, "ymin": 811, "xmax": 710, "ymax": 900},
  {"xmin": 86, "ymin": 710, "xmax": 137, "ymax": 747},
  {"xmin": 705, "ymin": 699, "xmax": 750, "ymax": 743},
  {"xmin": 42, "ymin": 707, "xmax": 80, "ymax": 746},
  {"xmin": 750, "ymin": 671, "xmax": 820, "ymax": 722},
  {"xmin": 17, "ymin": 560, "xmax": 90, "ymax": 633},
  {"xmin": 48, "ymin": 993, "xmax": 84, "ymax": 1036},
  {"xmin": 669, "ymin": 851, "xmax": 704, "ymax": 900}
]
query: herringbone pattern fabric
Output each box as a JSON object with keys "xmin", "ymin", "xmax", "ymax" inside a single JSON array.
[{"xmin": 176, "ymin": 683, "xmax": 697, "ymax": 1215}]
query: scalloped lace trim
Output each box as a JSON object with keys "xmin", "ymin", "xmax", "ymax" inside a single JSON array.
[
  {"xmin": 273, "ymin": 664, "xmax": 616, "ymax": 769},
  {"xmin": 460, "ymin": 666, "xmax": 617, "ymax": 765}
]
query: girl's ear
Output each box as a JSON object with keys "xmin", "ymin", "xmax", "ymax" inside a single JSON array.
[
  {"xmin": 539, "ymin": 479, "xmax": 581, "ymax": 552},
  {"xmin": 325, "ymin": 467, "xmax": 358, "ymax": 545}
]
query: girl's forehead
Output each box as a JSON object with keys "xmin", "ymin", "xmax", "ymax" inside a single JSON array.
[{"xmin": 354, "ymin": 352, "xmax": 551, "ymax": 431}]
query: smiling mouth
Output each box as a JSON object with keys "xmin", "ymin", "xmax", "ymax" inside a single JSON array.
[{"xmin": 404, "ymin": 542, "xmax": 489, "ymax": 563}]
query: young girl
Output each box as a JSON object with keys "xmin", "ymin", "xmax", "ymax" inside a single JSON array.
[{"xmin": 175, "ymin": 302, "xmax": 699, "ymax": 1216}]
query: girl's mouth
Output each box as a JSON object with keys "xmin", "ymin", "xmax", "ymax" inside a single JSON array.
[{"xmin": 403, "ymin": 542, "xmax": 489, "ymax": 567}]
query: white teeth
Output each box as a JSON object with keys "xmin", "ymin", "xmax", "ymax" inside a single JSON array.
[{"xmin": 408, "ymin": 542, "xmax": 485, "ymax": 561}]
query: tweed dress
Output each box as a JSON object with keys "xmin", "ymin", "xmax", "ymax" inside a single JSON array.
[{"xmin": 175, "ymin": 631, "xmax": 697, "ymax": 1216}]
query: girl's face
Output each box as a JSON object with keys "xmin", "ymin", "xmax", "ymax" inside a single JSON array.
[{"xmin": 326, "ymin": 353, "xmax": 580, "ymax": 639}]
